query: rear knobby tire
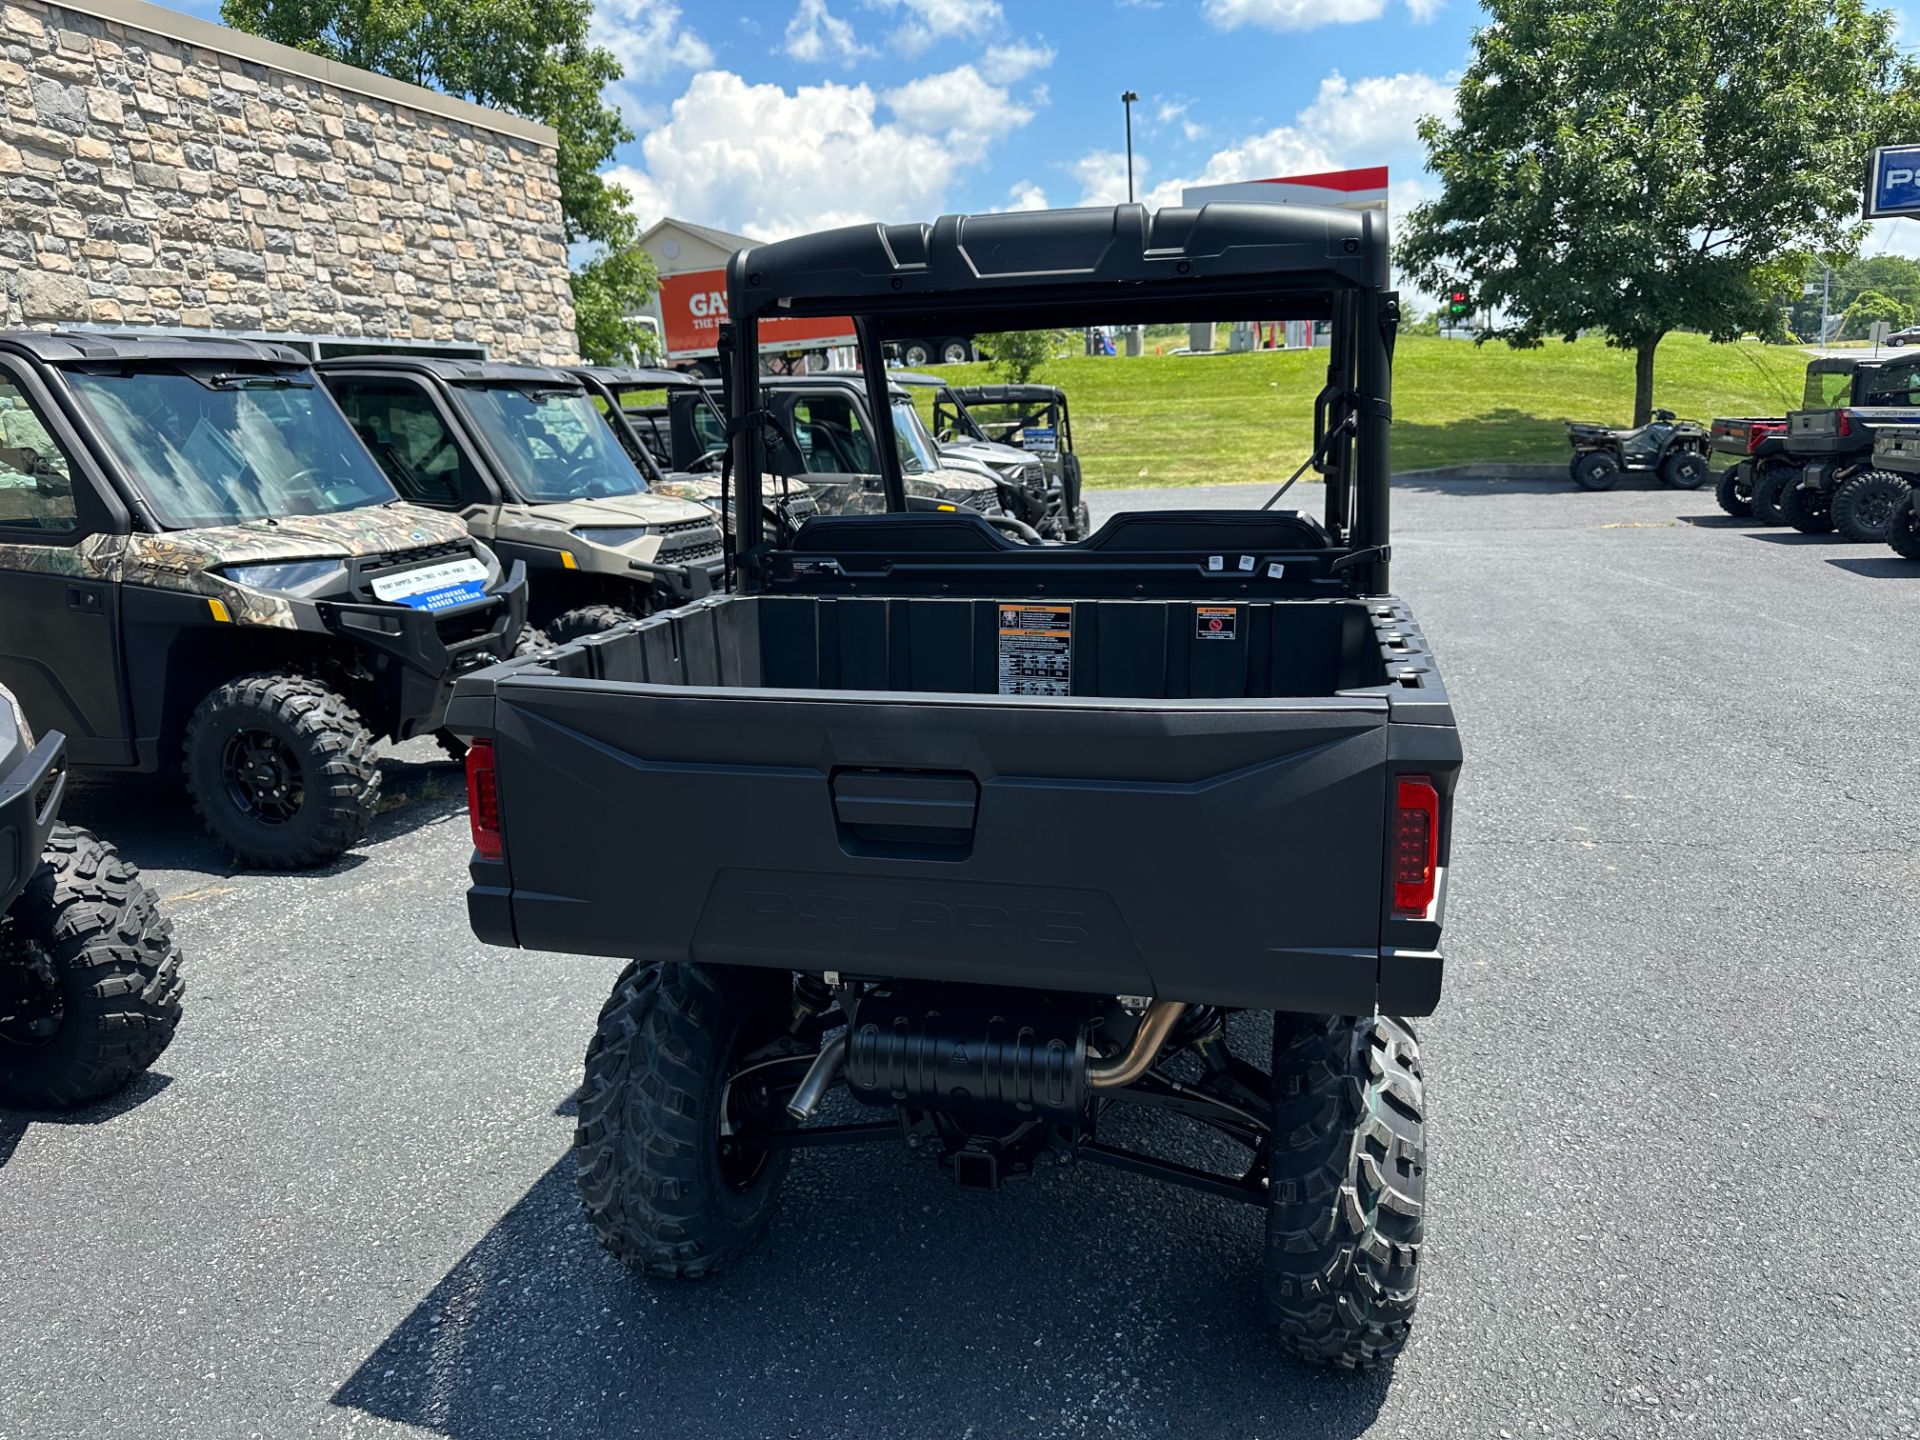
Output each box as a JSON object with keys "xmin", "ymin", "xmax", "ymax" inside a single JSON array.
[
  {"xmin": 1830, "ymin": 470, "xmax": 1910, "ymax": 545},
  {"xmin": 1715, "ymin": 463, "xmax": 1753, "ymax": 517},
  {"xmin": 1570, "ymin": 451, "xmax": 1621, "ymax": 492},
  {"xmin": 0, "ymin": 825, "xmax": 183, "ymax": 1109},
  {"xmin": 183, "ymin": 673, "xmax": 378, "ymax": 869},
  {"xmin": 576, "ymin": 961, "xmax": 797, "ymax": 1278},
  {"xmin": 1886, "ymin": 487, "xmax": 1920, "ymax": 560},
  {"xmin": 1751, "ymin": 462, "xmax": 1799, "ymax": 526},
  {"xmin": 1779, "ymin": 477, "xmax": 1834, "ymax": 535},
  {"xmin": 1264, "ymin": 1013, "xmax": 1426, "ymax": 1371},
  {"xmin": 547, "ymin": 606, "xmax": 637, "ymax": 644}
]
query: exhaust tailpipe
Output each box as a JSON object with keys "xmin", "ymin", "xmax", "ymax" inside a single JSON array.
[{"xmin": 1087, "ymin": 1001, "xmax": 1187, "ymax": 1090}]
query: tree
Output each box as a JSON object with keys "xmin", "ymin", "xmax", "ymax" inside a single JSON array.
[
  {"xmin": 976, "ymin": 330, "xmax": 1067, "ymax": 383},
  {"xmin": 221, "ymin": 0, "xmax": 657, "ymax": 361},
  {"xmin": 1841, "ymin": 288, "xmax": 1910, "ymax": 337},
  {"xmin": 1399, "ymin": 0, "xmax": 1920, "ymax": 423}
]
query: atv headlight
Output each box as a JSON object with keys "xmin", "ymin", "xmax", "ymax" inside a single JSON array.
[
  {"xmin": 220, "ymin": 560, "xmax": 348, "ymax": 596},
  {"xmin": 0, "ymin": 687, "xmax": 31, "ymax": 749},
  {"xmin": 571, "ymin": 525, "xmax": 654, "ymax": 547}
]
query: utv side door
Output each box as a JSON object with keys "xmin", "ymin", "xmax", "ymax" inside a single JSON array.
[
  {"xmin": 0, "ymin": 358, "xmax": 134, "ymax": 765},
  {"xmin": 323, "ymin": 374, "xmax": 496, "ymax": 518}
]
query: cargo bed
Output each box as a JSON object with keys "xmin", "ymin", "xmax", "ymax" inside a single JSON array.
[{"xmin": 449, "ymin": 583, "xmax": 1458, "ymax": 1015}]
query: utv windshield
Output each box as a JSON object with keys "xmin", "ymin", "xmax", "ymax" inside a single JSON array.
[
  {"xmin": 455, "ymin": 384, "xmax": 649, "ymax": 503},
  {"xmin": 1804, "ymin": 366, "xmax": 1857, "ymax": 410},
  {"xmin": 66, "ymin": 367, "xmax": 397, "ymax": 530},
  {"xmin": 890, "ymin": 399, "xmax": 944, "ymax": 474}
]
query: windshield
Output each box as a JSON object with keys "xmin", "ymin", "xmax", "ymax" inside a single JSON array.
[
  {"xmin": 66, "ymin": 368, "xmax": 396, "ymax": 529},
  {"xmin": 455, "ymin": 384, "xmax": 649, "ymax": 502},
  {"xmin": 1804, "ymin": 367, "xmax": 1856, "ymax": 409},
  {"xmin": 890, "ymin": 398, "xmax": 942, "ymax": 474}
]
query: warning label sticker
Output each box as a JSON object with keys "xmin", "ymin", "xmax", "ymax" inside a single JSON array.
[
  {"xmin": 1195, "ymin": 605, "xmax": 1239, "ymax": 641},
  {"xmin": 998, "ymin": 603, "xmax": 1072, "ymax": 696}
]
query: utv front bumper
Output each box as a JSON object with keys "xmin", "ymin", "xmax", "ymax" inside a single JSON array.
[
  {"xmin": 0, "ymin": 729, "xmax": 65, "ymax": 913},
  {"xmin": 317, "ymin": 561, "xmax": 528, "ymax": 740}
]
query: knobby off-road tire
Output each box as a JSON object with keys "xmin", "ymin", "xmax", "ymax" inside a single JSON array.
[
  {"xmin": 1779, "ymin": 477, "xmax": 1835, "ymax": 535},
  {"xmin": 1570, "ymin": 451, "xmax": 1622, "ymax": 492},
  {"xmin": 0, "ymin": 825, "xmax": 183, "ymax": 1108},
  {"xmin": 547, "ymin": 606, "xmax": 636, "ymax": 645},
  {"xmin": 1751, "ymin": 463, "xmax": 1799, "ymax": 526},
  {"xmin": 1715, "ymin": 463, "xmax": 1754, "ymax": 517},
  {"xmin": 576, "ymin": 961, "xmax": 797, "ymax": 1278},
  {"xmin": 1659, "ymin": 449, "xmax": 1710, "ymax": 490},
  {"xmin": 1886, "ymin": 487, "xmax": 1920, "ymax": 560},
  {"xmin": 183, "ymin": 673, "xmax": 378, "ymax": 870},
  {"xmin": 1830, "ymin": 470, "xmax": 1911, "ymax": 544},
  {"xmin": 1264, "ymin": 1013, "xmax": 1426, "ymax": 1371}
]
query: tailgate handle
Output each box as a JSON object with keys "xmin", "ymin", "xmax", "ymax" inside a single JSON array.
[{"xmin": 831, "ymin": 770, "xmax": 979, "ymax": 851}]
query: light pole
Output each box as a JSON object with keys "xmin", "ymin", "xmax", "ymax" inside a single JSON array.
[{"xmin": 1120, "ymin": 90, "xmax": 1138, "ymax": 203}]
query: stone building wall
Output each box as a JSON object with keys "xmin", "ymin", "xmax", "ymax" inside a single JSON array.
[{"xmin": 0, "ymin": 0, "xmax": 577, "ymax": 362}]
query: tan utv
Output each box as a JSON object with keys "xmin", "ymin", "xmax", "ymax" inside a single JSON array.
[{"xmin": 315, "ymin": 358, "xmax": 726, "ymax": 643}]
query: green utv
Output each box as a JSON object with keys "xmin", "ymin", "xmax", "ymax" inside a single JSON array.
[
  {"xmin": 0, "ymin": 333, "xmax": 528, "ymax": 870},
  {"xmin": 1, "ymin": 682, "xmax": 182, "ymax": 1108},
  {"xmin": 316, "ymin": 358, "xmax": 727, "ymax": 645}
]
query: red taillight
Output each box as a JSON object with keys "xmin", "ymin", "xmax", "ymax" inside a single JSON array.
[
  {"xmin": 466, "ymin": 739, "xmax": 502, "ymax": 860},
  {"xmin": 1836, "ymin": 409, "xmax": 1853, "ymax": 437},
  {"xmin": 1392, "ymin": 775, "xmax": 1440, "ymax": 917}
]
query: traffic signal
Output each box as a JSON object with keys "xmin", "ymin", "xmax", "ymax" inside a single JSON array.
[{"xmin": 1447, "ymin": 286, "xmax": 1471, "ymax": 317}]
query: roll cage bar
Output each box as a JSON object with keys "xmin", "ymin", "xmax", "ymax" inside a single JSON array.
[{"xmin": 721, "ymin": 202, "xmax": 1397, "ymax": 595}]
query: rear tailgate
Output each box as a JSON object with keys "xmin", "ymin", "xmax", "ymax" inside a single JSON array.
[{"xmin": 470, "ymin": 676, "xmax": 1396, "ymax": 1012}]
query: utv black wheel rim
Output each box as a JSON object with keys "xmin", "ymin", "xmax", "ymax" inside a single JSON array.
[
  {"xmin": 221, "ymin": 728, "xmax": 305, "ymax": 825},
  {"xmin": 0, "ymin": 933, "xmax": 63, "ymax": 1049},
  {"xmin": 718, "ymin": 1053, "xmax": 805, "ymax": 1192},
  {"xmin": 1860, "ymin": 490, "xmax": 1896, "ymax": 527}
]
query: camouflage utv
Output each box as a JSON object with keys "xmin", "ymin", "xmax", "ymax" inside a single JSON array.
[
  {"xmin": 0, "ymin": 333, "xmax": 528, "ymax": 869},
  {"xmin": 0, "ymin": 682, "xmax": 183, "ymax": 1107},
  {"xmin": 316, "ymin": 358, "xmax": 726, "ymax": 643}
]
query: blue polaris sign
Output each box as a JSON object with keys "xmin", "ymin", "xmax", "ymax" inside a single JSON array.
[{"xmin": 1867, "ymin": 145, "xmax": 1920, "ymax": 218}]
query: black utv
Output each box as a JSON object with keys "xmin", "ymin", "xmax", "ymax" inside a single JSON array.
[
  {"xmin": 0, "ymin": 333, "xmax": 527, "ymax": 868},
  {"xmin": 1564, "ymin": 409, "xmax": 1711, "ymax": 491},
  {"xmin": 934, "ymin": 380, "xmax": 1091, "ymax": 539},
  {"xmin": 2, "ymin": 682, "xmax": 182, "ymax": 1108},
  {"xmin": 1774, "ymin": 357, "xmax": 1920, "ymax": 541},
  {"xmin": 449, "ymin": 202, "xmax": 1458, "ymax": 1371}
]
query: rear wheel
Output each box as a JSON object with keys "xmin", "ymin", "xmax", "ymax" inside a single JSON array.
[
  {"xmin": 548, "ymin": 606, "xmax": 637, "ymax": 644},
  {"xmin": 1263, "ymin": 1013, "xmax": 1426, "ymax": 1371},
  {"xmin": 183, "ymin": 674, "xmax": 378, "ymax": 869},
  {"xmin": 1779, "ymin": 477, "xmax": 1834, "ymax": 534},
  {"xmin": 1886, "ymin": 488, "xmax": 1920, "ymax": 560},
  {"xmin": 1659, "ymin": 449, "xmax": 1710, "ymax": 490},
  {"xmin": 1751, "ymin": 462, "xmax": 1800, "ymax": 525},
  {"xmin": 576, "ymin": 961, "xmax": 798, "ymax": 1278},
  {"xmin": 1570, "ymin": 451, "xmax": 1621, "ymax": 491},
  {"xmin": 0, "ymin": 825, "xmax": 183, "ymax": 1109},
  {"xmin": 1830, "ymin": 471, "xmax": 1910, "ymax": 544},
  {"xmin": 1715, "ymin": 463, "xmax": 1754, "ymax": 517}
]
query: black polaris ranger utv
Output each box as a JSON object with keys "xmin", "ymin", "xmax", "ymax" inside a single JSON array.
[
  {"xmin": 1, "ymin": 682, "xmax": 182, "ymax": 1107},
  {"xmin": 449, "ymin": 203, "xmax": 1458, "ymax": 1371},
  {"xmin": 0, "ymin": 333, "xmax": 527, "ymax": 869},
  {"xmin": 1775, "ymin": 356, "xmax": 1920, "ymax": 541}
]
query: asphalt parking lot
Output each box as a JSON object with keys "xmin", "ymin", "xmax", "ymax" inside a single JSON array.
[{"xmin": 3, "ymin": 475, "xmax": 1917, "ymax": 1440}]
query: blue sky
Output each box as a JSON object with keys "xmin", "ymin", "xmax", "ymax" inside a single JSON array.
[
  {"xmin": 163, "ymin": 0, "xmax": 1473, "ymax": 241},
  {"xmin": 160, "ymin": 0, "xmax": 1920, "ymax": 261}
]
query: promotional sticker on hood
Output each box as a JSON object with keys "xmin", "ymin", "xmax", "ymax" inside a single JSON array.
[{"xmin": 371, "ymin": 556, "xmax": 490, "ymax": 612}]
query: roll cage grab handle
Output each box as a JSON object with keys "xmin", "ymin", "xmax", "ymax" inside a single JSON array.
[{"xmin": 721, "ymin": 277, "xmax": 1397, "ymax": 599}]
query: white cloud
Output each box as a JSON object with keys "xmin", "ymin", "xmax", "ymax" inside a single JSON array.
[
  {"xmin": 1153, "ymin": 97, "xmax": 1208, "ymax": 143},
  {"xmin": 1001, "ymin": 180, "xmax": 1049, "ymax": 211},
  {"xmin": 1204, "ymin": 0, "xmax": 1438, "ymax": 31},
  {"xmin": 864, "ymin": 0, "xmax": 1005, "ymax": 55},
  {"xmin": 883, "ymin": 64, "xmax": 1032, "ymax": 144},
  {"xmin": 1294, "ymin": 70, "xmax": 1453, "ymax": 158},
  {"xmin": 609, "ymin": 68, "xmax": 1038, "ymax": 241},
  {"xmin": 1068, "ymin": 68, "xmax": 1452, "ymax": 209},
  {"xmin": 980, "ymin": 40, "xmax": 1055, "ymax": 81},
  {"xmin": 784, "ymin": 0, "xmax": 873, "ymax": 63},
  {"xmin": 590, "ymin": 0, "xmax": 713, "ymax": 125}
]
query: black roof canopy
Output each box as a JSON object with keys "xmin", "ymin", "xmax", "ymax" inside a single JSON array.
[
  {"xmin": 313, "ymin": 355, "xmax": 581, "ymax": 388},
  {"xmin": 727, "ymin": 202, "xmax": 1387, "ymax": 336},
  {"xmin": 0, "ymin": 330, "xmax": 309, "ymax": 368}
]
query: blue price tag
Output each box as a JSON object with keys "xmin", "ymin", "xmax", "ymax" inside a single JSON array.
[
  {"xmin": 1868, "ymin": 145, "xmax": 1920, "ymax": 218},
  {"xmin": 400, "ymin": 582, "xmax": 489, "ymax": 613}
]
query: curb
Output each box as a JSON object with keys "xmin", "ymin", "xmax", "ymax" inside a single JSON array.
[{"xmin": 1393, "ymin": 463, "xmax": 1566, "ymax": 482}]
